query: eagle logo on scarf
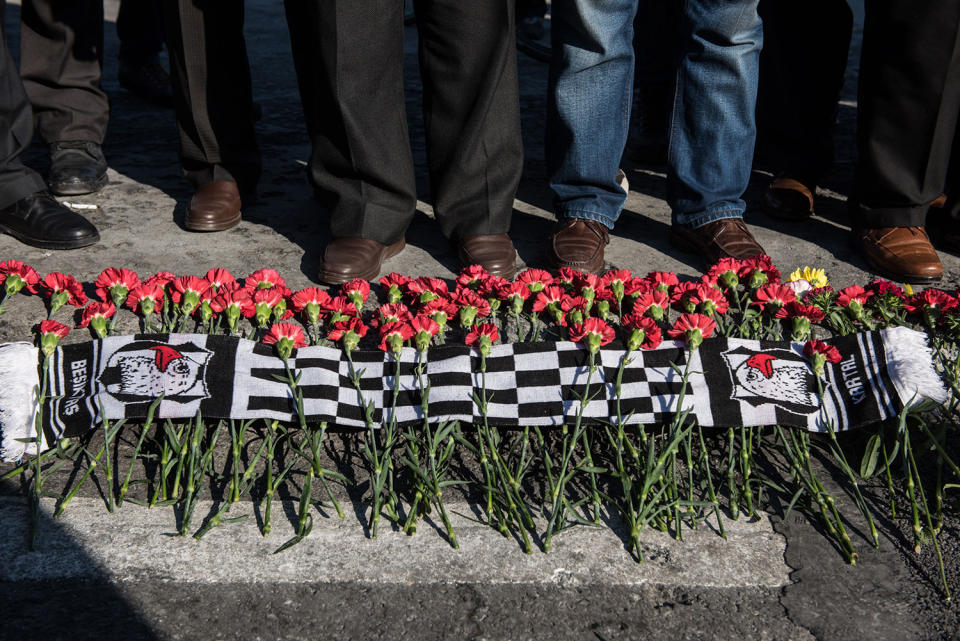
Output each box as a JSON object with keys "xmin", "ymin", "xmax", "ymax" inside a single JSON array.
[
  {"xmin": 721, "ymin": 345, "xmax": 818, "ymax": 416},
  {"xmin": 98, "ymin": 340, "xmax": 213, "ymax": 404}
]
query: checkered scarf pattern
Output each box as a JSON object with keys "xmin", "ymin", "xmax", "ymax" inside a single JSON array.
[{"xmin": 0, "ymin": 326, "xmax": 946, "ymax": 460}]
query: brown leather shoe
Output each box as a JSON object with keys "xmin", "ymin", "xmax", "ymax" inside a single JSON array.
[
  {"xmin": 670, "ymin": 218, "xmax": 765, "ymax": 265},
  {"xmin": 549, "ymin": 218, "xmax": 610, "ymax": 274},
  {"xmin": 761, "ymin": 176, "xmax": 815, "ymax": 221},
  {"xmin": 458, "ymin": 233, "xmax": 517, "ymax": 279},
  {"xmin": 318, "ymin": 237, "xmax": 406, "ymax": 285},
  {"xmin": 185, "ymin": 181, "xmax": 242, "ymax": 231},
  {"xmin": 852, "ymin": 226, "xmax": 943, "ymax": 283}
]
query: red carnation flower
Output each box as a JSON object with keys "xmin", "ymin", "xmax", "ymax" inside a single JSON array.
[
  {"xmin": 568, "ymin": 317, "xmax": 615, "ymax": 353},
  {"xmin": 453, "ymin": 287, "xmax": 492, "ymax": 328},
  {"xmin": 690, "ymin": 283, "xmax": 729, "ymax": 316},
  {"xmin": 782, "ymin": 301, "xmax": 825, "ymax": 322},
  {"xmin": 245, "ymin": 268, "xmax": 288, "ymax": 293},
  {"xmin": 531, "ymin": 284, "xmax": 565, "ymax": 314},
  {"xmin": 516, "ymin": 268, "xmax": 554, "ymax": 293},
  {"xmin": 667, "ymin": 313, "xmax": 716, "ymax": 350},
  {"xmin": 41, "ymin": 272, "xmax": 88, "ymax": 307},
  {"xmin": 94, "ymin": 267, "xmax": 141, "ymax": 306},
  {"xmin": 903, "ymin": 288, "xmax": 956, "ymax": 314},
  {"xmin": 379, "ymin": 272, "xmax": 412, "ymax": 304},
  {"xmin": 327, "ymin": 317, "xmax": 368, "ymax": 340},
  {"xmin": 708, "ymin": 257, "xmax": 743, "ymax": 289},
  {"xmin": 836, "ymin": 285, "xmax": 873, "ymax": 308},
  {"xmin": 738, "ymin": 255, "xmax": 781, "ymax": 287},
  {"xmin": 410, "ymin": 314, "xmax": 440, "ymax": 351},
  {"xmin": 465, "ymin": 322, "xmax": 499, "ymax": 357},
  {"xmin": 456, "ymin": 264, "xmax": 491, "ymax": 290},
  {"xmin": 34, "ymin": 319, "xmax": 70, "ymax": 356},
  {"xmin": 341, "ymin": 278, "xmax": 371, "ymax": 307},
  {"xmin": 374, "ymin": 302, "xmax": 413, "ymax": 327},
  {"xmin": 211, "ymin": 287, "xmax": 255, "ymax": 321},
  {"xmin": 752, "ymin": 283, "xmax": 797, "ymax": 317},
  {"xmin": 78, "ymin": 301, "xmax": 116, "ymax": 338},
  {"xmin": 631, "ymin": 290, "xmax": 669, "ymax": 321},
  {"xmin": 404, "ymin": 276, "xmax": 449, "ymax": 303},
  {"xmin": 125, "ymin": 282, "xmax": 165, "ymax": 317},
  {"xmin": 647, "ymin": 271, "xmax": 679, "ymax": 293},
  {"xmin": 291, "ymin": 286, "xmax": 332, "ymax": 326},
  {"xmin": 263, "ymin": 322, "xmax": 307, "ymax": 359},
  {"xmin": 0, "ymin": 259, "xmax": 41, "ymax": 295},
  {"xmin": 804, "ymin": 339, "xmax": 841, "ymax": 377},
  {"xmin": 378, "ymin": 320, "xmax": 414, "ymax": 354},
  {"xmin": 205, "ymin": 268, "xmax": 237, "ymax": 292},
  {"xmin": 144, "ymin": 271, "xmax": 177, "ymax": 288},
  {"xmin": 621, "ymin": 312, "xmax": 662, "ymax": 350},
  {"xmin": 864, "ymin": 278, "xmax": 906, "ymax": 300},
  {"xmin": 419, "ymin": 297, "xmax": 458, "ymax": 329},
  {"xmin": 623, "ymin": 276, "xmax": 651, "ymax": 297},
  {"xmin": 495, "ymin": 280, "xmax": 531, "ymax": 315},
  {"xmin": 556, "ymin": 267, "xmax": 584, "ymax": 291}
]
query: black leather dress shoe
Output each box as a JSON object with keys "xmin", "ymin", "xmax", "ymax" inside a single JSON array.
[
  {"xmin": 48, "ymin": 141, "xmax": 108, "ymax": 196},
  {"xmin": 0, "ymin": 191, "xmax": 100, "ymax": 249}
]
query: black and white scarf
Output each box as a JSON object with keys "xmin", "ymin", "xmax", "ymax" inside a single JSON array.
[{"xmin": 0, "ymin": 326, "xmax": 947, "ymax": 460}]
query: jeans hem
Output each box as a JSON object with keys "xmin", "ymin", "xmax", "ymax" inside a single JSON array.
[
  {"xmin": 556, "ymin": 208, "xmax": 617, "ymax": 230},
  {"xmin": 674, "ymin": 208, "xmax": 743, "ymax": 229}
]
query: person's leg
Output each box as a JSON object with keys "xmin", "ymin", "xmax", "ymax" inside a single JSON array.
[
  {"xmin": 162, "ymin": 0, "xmax": 259, "ymax": 206},
  {"xmin": 416, "ymin": 0, "xmax": 522, "ymax": 276},
  {"xmin": 20, "ymin": 0, "xmax": 108, "ymax": 196},
  {"xmin": 117, "ymin": 0, "xmax": 172, "ymax": 105},
  {"xmin": 547, "ymin": 0, "xmax": 636, "ymax": 231},
  {"xmin": 0, "ymin": 2, "xmax": 99, "ymax": 249},
  {"xmin": 286, "ymin": 0, "xmax": 413, "ymax": 282},
  {"xmin": 0, "ymin": 2, "xmax": 46, "ymax": 209},
  {"xmin": 850, "ymin": 0, "xmax": 960, "ymax": 281},
  {"xmin": 666, "ymin": 0, "xmax": 765, "ymax": 264},
  {"xmin": 757, "ymin": 0, "xmax": 853, "ymax": 219},
  {"xmin": 20, "ymin": 0, "xmax": 107, "ymax": 144}
]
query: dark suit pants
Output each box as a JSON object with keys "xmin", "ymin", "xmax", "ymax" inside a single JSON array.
[
  {"xmin": 285, "ymin": 0, "xmax": 523, "ymax": 244},
  {"xmin": 162, "ymin": 0, "xmax": 260, "ymax": 192},
  {"xmin": 19, "ymin": 0, "xmax": 108, "ymax": 144},
  {"xmin": 854, "ymin": 0, "xmax": 960, "ymax": 227},
  {"xmin": 0, "ymin": 1, "xmax": 47, "ymax": 210}
]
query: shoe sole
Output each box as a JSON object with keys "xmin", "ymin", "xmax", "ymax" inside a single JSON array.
[
  {"xmin": 317, "ymin": 238, "xmax": 406, "ymax": 285},
  {"xmin": 48, "ymin": 173, "xmax": 108, "ymax": 197},
  {"xmin": 0, "ymin": 223, "xmax": 100, "ymax": 250},
  {"xmin": 185, "ymin": 211, "xmax": 242, "ymax": 232}
]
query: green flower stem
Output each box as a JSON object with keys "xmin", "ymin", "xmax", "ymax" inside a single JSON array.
[
  {"xmin": 726, "ymin": 427, "xmax": 739, "ymax": 519},
  {"xmin": 261, "ymin": 419, "xmax": 280, "ymax": 537},
  {"xmin": 119, "ymin": 397, "xmax": 162, "ymax": 505},
  {"xmin": 904, "ymin": 428, "xmax": 951, "ymax": 600},
  {"xmin": 54, "ymin": 422, "xmax": 124, "ymax": 519},
  {"xmin": 697, "ymin": 423, "xmax": 725, "ymax": 539},
  {"xmin": 543, "ymin": 350, "xmax": 595, "ymax": 552},
  {"xmin": 814, "ymin": 377, "xmax": 878, "ymax": 547},
  {"xmin": 194, "ymin": 432, "xmax": 268, "ymax": 540}
]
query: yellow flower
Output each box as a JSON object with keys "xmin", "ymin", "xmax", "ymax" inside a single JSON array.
[{"xmin": 788, "ymin": 266, "xmax": 828, "ymax": 289}]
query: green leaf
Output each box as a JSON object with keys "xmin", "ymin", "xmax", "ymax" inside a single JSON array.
[{"xmin": 860, "ymin": 432, "xmax": 882, "ymax": 478}]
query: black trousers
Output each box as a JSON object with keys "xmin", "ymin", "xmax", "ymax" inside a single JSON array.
[
  {"xmin": 285, "ymin": 0, "xmax": 523, "ymax": 244},
  {"xmin": 756, "ymin": 0, "xmax": 853, "ymax": 186},
  {"xmin": 117, "ymin": 0, "xmax": 165, "ymax": 64},
  {"xmin": 0, "ymin": 2, "xmax": 46, "ymax": 210},
  {"xmin": 854, "ymin": 0, "xmax": 960, "ymax": 228},
  {"xmin": 161, "ymin": 0, "xmax": 260, "ymax": 192},
  {"xmin": 20, "ymin": 0, "xmax": 108, "ymax": 144}
]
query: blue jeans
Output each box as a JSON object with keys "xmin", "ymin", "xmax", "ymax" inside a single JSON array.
[{"xmin": 547, "ymin": 0, "xmax": 762, "ymax": 229}]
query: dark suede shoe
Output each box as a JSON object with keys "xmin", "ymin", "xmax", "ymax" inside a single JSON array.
[
  {"xmin": 458, "ymin": 233, "xmax": 517, "ymax": 278},
  {"xmin": 118, "ymin": 59, "xmax": 173, "ymax": 106},
  {"xmin": 48, "ymin": 141, "xmax": 108, "ymax": 196},
  {"xmin": 185, "ymin": 181, "xmax": 243, "ymax": 232},
  {"xmin": 318, "ymin": 237, "xmax": 406, "ymax": 284},
  {"xmin": 548, "ymin": 218, "xmax": 610, "ymax": 274},
  {"xmin": 852, "ymin": 226, "xmax": 943, "ymax": 283},
  {"xmin": 670, "ymin": 218, "xmax": 766, "ymax": 266},
  {"xmin": 0, "ymin": 191, "xmax": 99, "ymax": 249}
]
